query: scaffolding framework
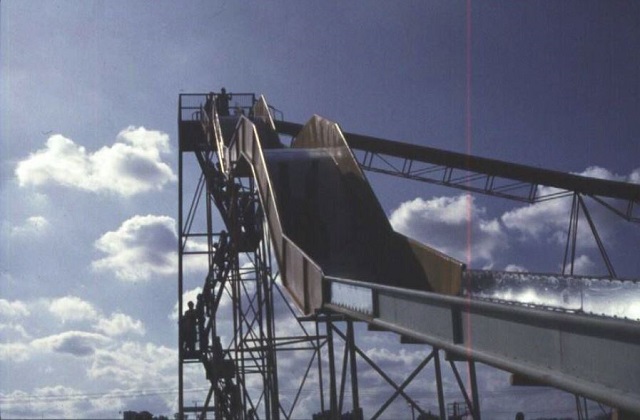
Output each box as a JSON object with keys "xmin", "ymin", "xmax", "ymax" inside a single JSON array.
[{"xmin": 178, "ymin": 92, "xmax": 640, "ymax": 419}]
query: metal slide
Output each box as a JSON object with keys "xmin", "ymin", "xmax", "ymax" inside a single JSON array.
[{"xmin": 214, "ymin": 97, "xmax": 640, "ymax": 414}]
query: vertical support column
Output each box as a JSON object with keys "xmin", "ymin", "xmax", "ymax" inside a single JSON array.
[
  {"xmin": 231, "ymin": 236, "xmax": 242, "ymax": 419},
  {"xmin": 326, "ymin": 317, "xmax": 338, "ymax": 419},
  {"xmin": 255, "ymin": 246, "xmax": 267, "ymax": 420},
  {"xmin": 265, "ymin": 260, "xmax": 280, "ymax": 420},
  {"xmin": 433, "ymin": 348, "xmax": 446, "ymax": 420},
  {"xmin": 254, "ymin": 251, "xmax": 271, "ymax": 418},
  {"xmin": 577, "ymin": 194, "xmax": 617, "ymax": 277},
  {"xmin": 563, "ymin": 193, "xmax": 580, "ymax": 275},
  {"xmin": 204, "ymin": 174, "xmax": 217, "ymax": 417},
  {"xmin": 316, "ymin": 318, "xmax": 326, "ymax": 414},
  {"xmin": 178, "ymin": 138, "xmax": 184, "ymax": 419},
  {"xmin": 347, "ymin": 320, "xmax": 361, "ymax": 419},
  {"xmin": 448, "ymin": 358, "xmax": 476, "ymax": 417},
  {"xmin": 468, "ymin": 360, "xmax": 481, "ymax": 420},
  {"xmin": 339, "ymin": 326, "xmax": 349, "ymax": 415}
]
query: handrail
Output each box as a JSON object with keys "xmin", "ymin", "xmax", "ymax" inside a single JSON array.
[
  {"xmin": 226, "ymin": 113, "xmax": 326, "ymax": 313},
  {"xmin": 323, "ymin": 275, "xmax": 640, "ymax": 414},
  {"xmin": 253, "ymin": 95, "xmax": 278, "ymax": 132},
  {"xmin": 208, "ymin": 98, "xmax": 229, "ymax": 174},
  {"xmin": 325, "ymin": 275, "xmax": 640, "ymax": 337}
]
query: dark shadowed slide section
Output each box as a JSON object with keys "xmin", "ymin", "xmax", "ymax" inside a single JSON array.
[
  {"xmin": 236, "ymin": 106, "xmax": 462, "ymax": 314},
  {"xmin": 264, "ymin": 146, "xmax": 444, "ymax": 292}
]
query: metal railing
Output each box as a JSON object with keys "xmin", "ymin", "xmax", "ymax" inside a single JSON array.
[
  {"xmin": 322, "ymin": 275, "xmax": 640, "ymax": 415},
  {"xmin": 178, "ymin": 92, "xmax": 257, "ymax": 121}
]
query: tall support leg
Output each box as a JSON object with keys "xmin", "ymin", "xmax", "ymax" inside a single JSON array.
[
  {"xmin": 315, "ymin": 319, "xmax": 326, "ymax": 414},
  {"xmin": 338, "ymin": 324, "xmax": 349, "ymax": 415},
  {"xmin": 204, "ymin": 181, "xmax": 216, "ymax": 417},
  {"xmin": 448, "ymin": 360, "xmax": 475, "ymax": 416},
  {"xmin": 563, "ymin": 193, "xmax": 580, "ymax": 275},
  {"xmin": 232, "ymin": 251, "xmax": 244, "ymax": 419},
  {"xmin": 332, "ymin": 327, "xmax": 425, "ymax": 418},
  {"xmin": 433, "ymin": 348, "xmax": 446, "ymax": 420},
  {"xmin": 265, "ymin": 264, "xmax": 280, "ymax": 420},
  {"xmin": 347, "ymin": 320, "xmax": 361, "ymax": 419},
  {"xmin": 178, "ymin": 143, "xmax": 184, "ymax": 419},
  {"xmin": 575, "ymin": 394, "xmax": 584, "ymax": 420},
  {"xmin": 583, "ymin": 396, "xmax": 589, "ymax": 419},
  {"xmin": 578, "ymin": 195, "xmax": 617, "ymax": 277},
  {"xmin": 468, "ymin": 360, "xmax": 481, "ymax": 420},
  {"xmin": 254, "ymin": 247, "xmax": 267, "ymax": 419},
  {"xmin": 326, "ymin": 317, "xmax": 339, "ymax": 419}
]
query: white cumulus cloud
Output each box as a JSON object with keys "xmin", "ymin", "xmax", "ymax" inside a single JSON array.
[
  {"xmin": 0, "ymin": 323, "xmax": 31, "ymax": 341},
  {"xmin": 31, "ymin": 331, "xmax": 111, "ymax": 357},
  {"xmin": 501, "ymin": 186, "xmax": 571, "ymax": 241},
  {"xmin": 562, "ymin": 254, "xmax": 595, "ymax": 275},
  {"xmin": 48, "ymin": 296, "xmax": 145, "ymax": 334},
  {"xmin": 501, "ymin": 166, "xmax": 636, "ymax": 249},
  {"xmin": 502, "ymin": 166, "xmax": 639, "ymax": 244},
  {"xmin": 574, "ymin": 165, "xmax": 640, "ymax": 185},
  {"xmin": 10, "ymin": 216, "xmax": 50, "ymax": 237},
  {"xmin": 95, "ymin": 313, "xmax": 145, "ymax": 337},
  {"xmin": 0, "ymin": 386, "xmax": 95, "ymax": 419},
  {"xmin": 92, "ymin": 214, "xmax": 177, "ymax": 281},
  {"xmin": 389, "ymin": 194, "xmax": 506, "ymax": 266},
  {"xmin": 504, "ymin": 264, "xmax": 528, "ymax": 273},
  {"xmin": 577, "ymin": 166, "xmax": 624, "ymax": 182},
  {"xmin": 15, "ymin": 127, "xmax": 176, "ymax": 196},
  {"xmin": 0, "ymin": 342, "xmax": 32, "ymax": 362},
  {"xmin": 49, "ymin": 296, "xmax": 99, "ymax": 323},
  {"xmin": 88, "ymin": 341, "xmax": 176, "ymax": 389},
  {"xmin": 0, "ymin": 299, "xmax": 30, "ymax": 319}
]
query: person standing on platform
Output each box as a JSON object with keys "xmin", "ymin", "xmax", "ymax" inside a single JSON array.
[
  {"xmin": 204, "ymin": 92, "xmax": 214, "ymax": 119},
  {"xmin": 217, "ymin": 87, "xmax": 232, "ymax": 116},
  {"xmin": 181, "ymin": 301, "xmax": 197, "ymax": 354}
]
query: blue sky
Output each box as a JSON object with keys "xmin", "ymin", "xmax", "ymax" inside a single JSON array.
[{"xmin": 1, "ymin": 1, "xmax": 639, "ymax": 418}]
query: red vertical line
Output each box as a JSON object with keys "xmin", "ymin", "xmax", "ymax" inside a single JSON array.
[
  {"xmin": 464, "ymin": 0, "xmax": 477, "ymax": 411},
  {"xmin": 465, "ymin": 0, "xmax": 473, "ymax": 302},
  {"xmin": 465, "ymin": 0, "xmax": 473, "ymax": 265}
]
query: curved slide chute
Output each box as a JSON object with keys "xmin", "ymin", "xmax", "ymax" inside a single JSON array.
[{"xmin": 221, "ymin": 97, "xmax": 462, "ymax": 314}]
